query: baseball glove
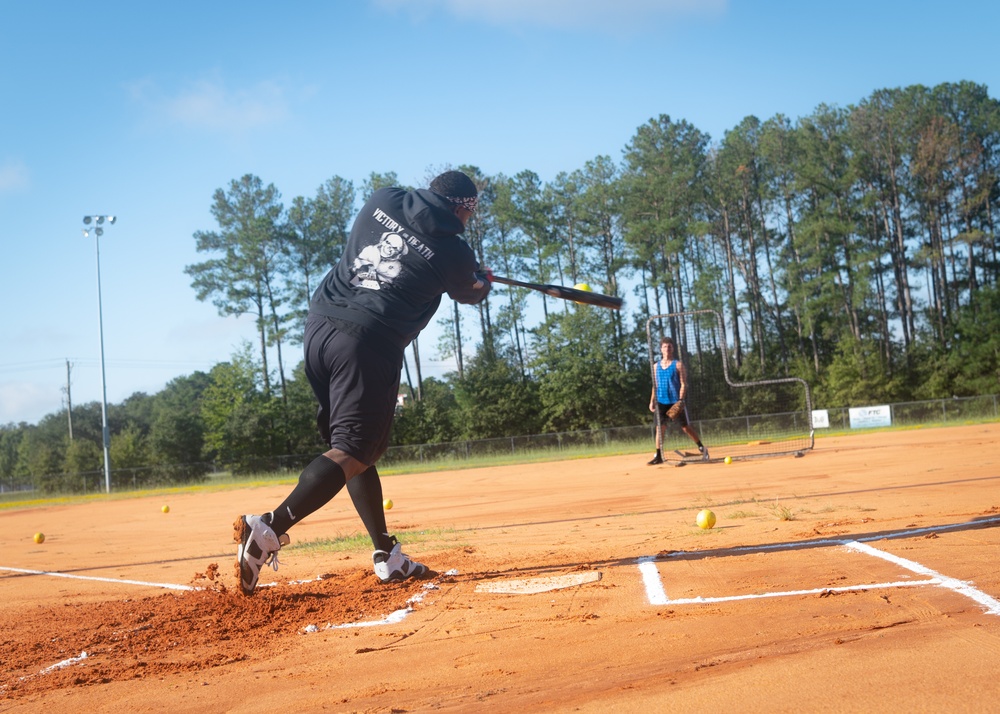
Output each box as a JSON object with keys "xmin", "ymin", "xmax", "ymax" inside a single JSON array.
[{"xmin": 666, "ymin": 400, "xmax": 685, "ymax": 420}]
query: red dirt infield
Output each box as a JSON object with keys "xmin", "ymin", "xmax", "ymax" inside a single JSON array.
[{"xmin": 1, "ymin": 423, "xmax": 999, "ymax": 712}]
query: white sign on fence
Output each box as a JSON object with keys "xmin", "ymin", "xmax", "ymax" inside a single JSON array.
[
  {"xmin": 811, "ymin": 409, "xmax": 830, "ymax": 429},
  {"xmin": 849, "ymin": 405, "xmax": 892, "ymax": 429}
]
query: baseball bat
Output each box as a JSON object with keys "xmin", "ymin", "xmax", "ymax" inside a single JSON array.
[{"xmin": 491, "ymin": 275, "xmax": 623, "ymax": 310}]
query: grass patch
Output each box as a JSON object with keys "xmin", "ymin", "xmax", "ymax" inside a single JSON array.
[
  {"xmin": 291, "ymin": 532, "xmax": 373, "ymax": 554},
  {"xmin": 378, "ymin": 441, "xmax": 653, "ymax": 475},
  {"xmin": 0, "ymin": 442, "xmax": 659, "ymax": 512},
  {"xmin": 291, "ymin": 527, "xmax": 462, "ymax": 555},
  {"xmin": 726, "ymin": 492, "xmax": 765, "ymax": 506},
  {"xmin": 0, "ymin": 483, "xmax": 238, "ymax": 512},
  {"xmin": 4, "ymin": 419, "xmax": 995, "ymax": 511},
  {"xmin": 766, "ymin": 501, "xmax": 796, "ymax": 521}
]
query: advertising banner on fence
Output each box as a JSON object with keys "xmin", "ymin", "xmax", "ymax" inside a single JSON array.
[{"xmin": 849, "ymin": 405, "xmax": 892, "ymax": 429}]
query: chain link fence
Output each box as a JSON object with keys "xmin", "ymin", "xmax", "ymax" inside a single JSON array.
[{"xmin": 3, "ymin": 394, "xmax": 997, "ymax": 495}]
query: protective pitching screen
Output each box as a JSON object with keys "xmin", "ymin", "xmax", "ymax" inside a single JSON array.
[{"xmin": 646, "ymin": 310, "xmax": 814, "ymax": 463}]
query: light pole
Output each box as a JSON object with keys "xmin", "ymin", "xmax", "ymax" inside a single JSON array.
[{"xmin": 82, "ymin": 215, "xmax": 117, "ymax": 494}]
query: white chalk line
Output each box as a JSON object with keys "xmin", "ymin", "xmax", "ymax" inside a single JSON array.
[
  {"xmin": 639, "ymin": 516, "xmax": 1000, "ymax": 614},
  {"xmin": 638, "ymin": 557, "xmax": 669, "ymax": 605},
  {"xmin": 0, "ymin": 651, "xmax": 91, "ymax": 694},
  {"xmin": 320, "ymin": 583, "xmax": 439, "ymax": 631},
  {"xmin": 844, "ymin": 540, "xmax": 1000, "ymax": 615},
  {"xmin": 39, "ymin": 651, "xmax": 89, "ymax": 674},
  {"xmin": 0, "ymin": 565, "xmax": 195, "ymax": 591}
]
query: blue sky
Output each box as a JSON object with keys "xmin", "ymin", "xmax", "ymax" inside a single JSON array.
[{"xmin": 2, "ymin": 0, "xmax": 998, "ymax": 426}]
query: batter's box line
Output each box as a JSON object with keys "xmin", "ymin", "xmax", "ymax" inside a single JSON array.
[
  {"xmin": 637, "ymin": 516, "xmax": 1000, "ymax": 615},
  {"xmin": 0, "ymin": 566, "xmax": 196, "ymax": 591}
]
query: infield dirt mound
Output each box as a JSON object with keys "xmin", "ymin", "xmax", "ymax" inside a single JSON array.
[{"xmin": 0, "ymin": 568, "xmax": 431, "ymax": 698}]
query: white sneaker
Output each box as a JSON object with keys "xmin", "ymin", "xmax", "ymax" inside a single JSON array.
[
  {"xmin": 700, "ymin": 446, "xmax": 710, "ymax": 461},
  {"xmin": 373, "ymin": 536, "xmax": 428, "ymax": 583},
  {"xmin": 234, "ymin": 513, "xmax": 283, "ymax": 596}
]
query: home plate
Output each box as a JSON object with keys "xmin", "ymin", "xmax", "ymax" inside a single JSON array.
[{"xmin": 475, "ymin": 571, "xmax": 602, "ymax": 594}]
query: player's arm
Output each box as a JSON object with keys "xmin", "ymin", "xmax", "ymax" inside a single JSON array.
[
  {"xmin": 445, "ymin": 249, "xmax": 492, "ymax": 305},
  {"xmin": 450, "ymin": 268, "xmax": 491, "ymax": 305},
  {"xmin": 677, "ymin": 361, "xmax": 688, "ymax": 401}
]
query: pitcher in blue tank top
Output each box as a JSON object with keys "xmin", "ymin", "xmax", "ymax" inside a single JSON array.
[{"xmin": 647, "ymin": 337, "xmax": 708, "ymax": 465}]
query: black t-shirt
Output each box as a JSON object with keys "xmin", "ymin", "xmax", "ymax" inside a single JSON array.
[{"xmin": 309, "ymin": 187, "xmax": 490, "ymax": 351}]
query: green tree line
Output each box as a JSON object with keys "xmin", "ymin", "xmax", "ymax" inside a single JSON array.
[{"xmin": 4, "ymin": 81, "xmax": 999, "ymax": 493}]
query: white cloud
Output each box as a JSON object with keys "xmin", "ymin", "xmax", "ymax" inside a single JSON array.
[
  {"xmin": 373, "ymin": 0, "xmax": 726, "ymax": 32},
  {"xmin": 0, "ymin": 381, "xmax": 58, "ymax": 426},
  {"xmin": 0, "ymin": 159, "xmax": 29, "ymax": 192},
  {"xmin": 128, "ymin": 73, "xmax": 291, "ymax": 133}
]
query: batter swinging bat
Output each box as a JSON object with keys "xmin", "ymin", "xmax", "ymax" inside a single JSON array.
[{"xmin": 491, "ymin": 275, "xmax": 623, "ymax": 310}]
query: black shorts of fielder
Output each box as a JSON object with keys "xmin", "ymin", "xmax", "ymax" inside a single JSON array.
[
  {"xmin": 655, "ymin": 401, "xmax": 688, "ymax": 427},
  {"xmin": 304, "ymin": 314, "xmax": 403, "ymax": 466}
]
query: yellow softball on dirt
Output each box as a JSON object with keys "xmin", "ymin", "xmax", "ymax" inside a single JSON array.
[
  {"xmin": 383, "ymin": 499, "xmax": 393, "ymax": 510},
  {"xmin": 162, "ymin": 505, "xmax": 170, "ymax": 513},
  {"xmin": 33, "ymin": 532, "xmax": 45, "ymax": 544},
  {"xmin": 724, "ymin": 456, "xmax": 732, "ymax": 465},
  {"xmin": 696, "ymin": 509, "xmax": 717, "ymax": 529}
]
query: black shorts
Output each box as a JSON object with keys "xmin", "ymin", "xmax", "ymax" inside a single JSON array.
[
  {"xmin": 655, "ymin": 402, "xmax": 688, "ymax": 427},
  {"xmin": 303, "ymin": 314, "xmax": 403, "ymax": 465}
]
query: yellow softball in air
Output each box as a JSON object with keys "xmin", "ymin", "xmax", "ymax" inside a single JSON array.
[
  {"xmin": 33, "ymin": 532, "xmax": 45, "ymax": 544},
  {"xmin": 162, "ymin": 505, "xmax": 170, "ymax": 513},
  {"xmin": 724, "ymin": 456, "xmax": 732, "ymax": 465},
  {"xmin": 383, "ymin": 499, "xmax": 393, "ymax": 510},
  {"xmin": 572, "ymin": 283, "xmax": 592, "ymax": 305}
]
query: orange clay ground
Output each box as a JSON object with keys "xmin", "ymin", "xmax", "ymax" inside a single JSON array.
[{"xmin": 1, "ymin": 423, "xmax": 999, "ymax": 712}]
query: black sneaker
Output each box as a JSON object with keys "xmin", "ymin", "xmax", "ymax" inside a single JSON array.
[{"xmin": 647, "ymin": 454, "xmax": 663, "ymax": 465}]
